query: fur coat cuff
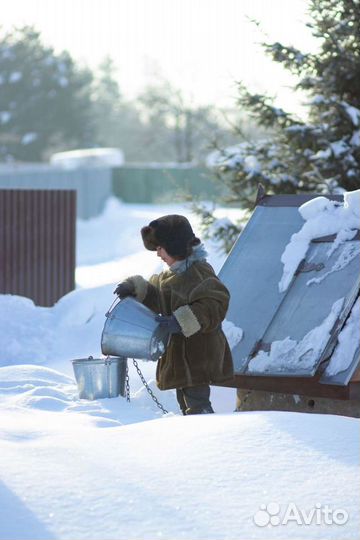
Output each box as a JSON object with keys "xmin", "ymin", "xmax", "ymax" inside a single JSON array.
[
  {"xmin": 173, "ymin": 305, "xmax": 201, "ymax": 337},
  {"xmin": 127, "ymin": 275, "xmax": 148, "ymax": 303}
]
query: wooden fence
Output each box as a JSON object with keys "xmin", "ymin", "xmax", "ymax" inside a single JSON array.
[{"xmin": 0, "ymin": 189, "xmax": 76, "ymax": 306}]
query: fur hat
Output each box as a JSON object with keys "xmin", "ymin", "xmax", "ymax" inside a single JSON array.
[{"xmin": 141, "ymin": 215, "xmax": 200, "ymax": 258}]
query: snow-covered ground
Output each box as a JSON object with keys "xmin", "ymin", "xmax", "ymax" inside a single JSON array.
[{"xmin": 0, "ymin": 198, "xmax": 359, "ymax": 540}]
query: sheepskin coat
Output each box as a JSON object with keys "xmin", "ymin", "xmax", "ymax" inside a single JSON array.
[{"xmin": 124, "ymin": 253, "xmax": 234, "ymax": 390}]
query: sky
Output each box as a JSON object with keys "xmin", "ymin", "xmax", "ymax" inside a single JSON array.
[{"xmin": 1, "ymin": 0, "xmax": 318, "ymax": 114}]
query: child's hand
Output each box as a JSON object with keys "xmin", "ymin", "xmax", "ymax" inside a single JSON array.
[
  {"xmin": 155, "ymin": 315, "xmax": 182, "ymax": 334},
  {"xmin": 114, "ymin": 281, "xmax": 135, "ymax": 299}
]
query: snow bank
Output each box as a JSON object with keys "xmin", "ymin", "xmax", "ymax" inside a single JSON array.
[
  {"xmin": 0, "ymin": 363, "xmax": 178, "ymax": 423},
  {"xmin": 0, "ymin": 286, "xmax": 111, "ymax": 369},
  {"xmin": 0, "ymin": 295, "xmax": 54, "ymax": 365},
  {"xmin": 0, "ymin": 373, "xmax": 359, "ymax": 540},
  {"xmin": 279, "ymin": 190, "xmax": 360, "ymax": 292}
]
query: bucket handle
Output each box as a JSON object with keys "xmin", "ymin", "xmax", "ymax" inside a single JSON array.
[{"xmin": 105, "ymin": 297, "xmax": 121, "ymax": 317}]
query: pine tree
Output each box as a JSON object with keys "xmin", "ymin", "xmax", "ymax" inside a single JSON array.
[
  {"xmin": 203, "ymin": 0, "xmax": 360, "ymax": 244},
  {"xmin": 0, "ymin": 26, "xmax": 96, "ymax": 162}
]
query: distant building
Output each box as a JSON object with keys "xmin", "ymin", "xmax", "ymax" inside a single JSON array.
[
  {"xmin": 0, "ymin": 159, "xmax": 220, "ymax": 216},
  {"xmin": 50, "ymin": 147, "xmax": 125, "ymax": 169}
]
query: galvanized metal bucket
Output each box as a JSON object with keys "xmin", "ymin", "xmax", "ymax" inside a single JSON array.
[
  {"xmin": 72, "ymin": 356, "xmax": 127, "ymax": 400},
  {"xmin": 101, "ymin": 297, "xmax": 169, "ymax": 361}
]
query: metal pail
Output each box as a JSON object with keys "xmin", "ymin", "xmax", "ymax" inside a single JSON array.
[
  {"xmin": 72, "ymin": 356, "xmax": 127, "ymax": 400},
  {"xmin": 101, "ymin": 297, "xmax": 169, "ymax": 361}
]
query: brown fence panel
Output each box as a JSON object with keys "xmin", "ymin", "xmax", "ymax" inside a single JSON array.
[{"xmin": 0, "ymin": 189, "xmax": 76, "ymax": 306}]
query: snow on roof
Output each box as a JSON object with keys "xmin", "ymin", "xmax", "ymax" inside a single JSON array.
[
  {"xmin": 325, "ymin": 298, "xmax": 360, "ymax": 377},
  {"xmin": 248, "ymin": 297, "xmax": 344, "ymax": 375},
  {"xmin": 50, "ymin": 147, "xmax": 125, "ymax": 169},
  {"xmin": 279, "ymin": 190, "xmax": 360, "ymax": 293},
  {"xmin": 266, "ymin": 191, "xmax": 359, "ymax": 379}
]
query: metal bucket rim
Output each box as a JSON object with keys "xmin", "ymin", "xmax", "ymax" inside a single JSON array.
[
  {"xmin": 106, "ymin": 297, "xmax": 154, "ymax": 316},
  {"xmin": 71, "ymin": 357, "xmax": 125, "ymax": 365}
]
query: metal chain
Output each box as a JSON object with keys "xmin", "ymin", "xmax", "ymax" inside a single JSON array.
[
  {"xmin": 125, "ymin": 362, "xmax": 131, "ymax": 402},
  {"xmin": 132, "ymin": 358, "xmax": 168, "ymax": 414}
]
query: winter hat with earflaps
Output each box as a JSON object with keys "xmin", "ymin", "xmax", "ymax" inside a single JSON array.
[{"xmin": 141, "ymin": 214, "xmax": 200, "ymax": 258}]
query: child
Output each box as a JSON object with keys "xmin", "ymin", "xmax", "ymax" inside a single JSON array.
[{"xmin": 114, "ymin": 214, "xmax": 234, "ymax": 415}]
